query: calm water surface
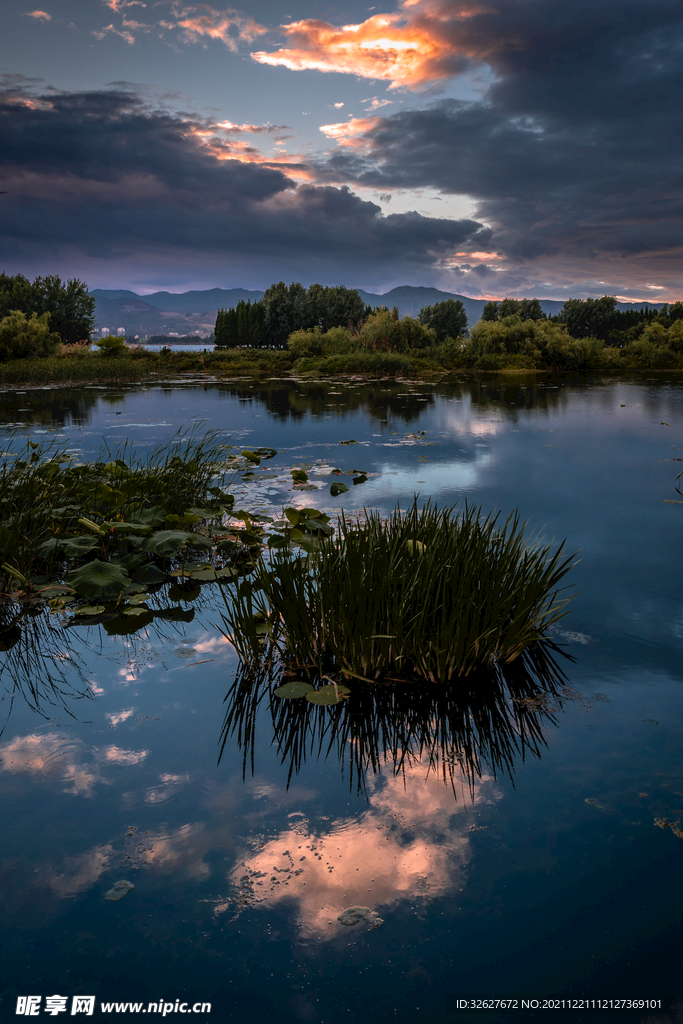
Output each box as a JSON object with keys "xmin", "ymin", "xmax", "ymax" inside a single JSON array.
[{"xmin": 2, "ymin": 374, "xmax": 683, "ymax": 1024}]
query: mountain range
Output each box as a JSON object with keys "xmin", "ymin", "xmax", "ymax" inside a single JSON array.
[{"xmin": 91, "ymin": 286, "xmax": 666, "ymax": 339}]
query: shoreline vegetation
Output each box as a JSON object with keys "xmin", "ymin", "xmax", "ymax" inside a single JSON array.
[{"xmin": 1, "ymin": 273, "xmax": 683, "ymax": 384}]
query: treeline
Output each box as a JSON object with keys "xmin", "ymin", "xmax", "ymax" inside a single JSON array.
[
  {"xmin": 482, "ymin": 295, "xmax": 683, "ymax": 347},
  {"xmin": 0, "ymin": 273, "xmax": 95, "ymax": 345},
  {"xmin": 215, "ymin": 282, "xmax": 373, "ymax": 349},
  {"xmin": 287, "ymin": 301, "xmax": 468, "ymax": 359},
  {"xmin": 215, "ymin": 281, "xmax": 469, "ymax": 349}
]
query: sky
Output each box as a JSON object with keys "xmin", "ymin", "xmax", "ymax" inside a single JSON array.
[{"xmin": 1, "ymin": 0, "xmax": 682, "ymax": 299}]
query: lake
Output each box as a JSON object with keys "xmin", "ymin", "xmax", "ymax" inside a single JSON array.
[{"xmin": 1, "ymin": 373, "xmax": 683, "ymax": 1024}]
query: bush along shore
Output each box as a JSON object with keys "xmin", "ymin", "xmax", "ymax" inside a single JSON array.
[
  {"xmin": 220, "ymin": 500, "xmax": 577, "ymax": 704},
  {"xmin": 2, "ymin": 275, "xmax": 683, "ymax": 380}
]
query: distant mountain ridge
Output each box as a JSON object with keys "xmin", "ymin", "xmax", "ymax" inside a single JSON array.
[{"xmin": 90, "ymin": 286, "xmax": 668, "ymax": 337}]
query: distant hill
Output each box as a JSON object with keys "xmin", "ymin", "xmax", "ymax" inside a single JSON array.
[
  {"xmin": 90, "ymin": 285, "xmax": 669, "ymax": 337},
  {"xmin": 90, "ymin": 288, "xmax": 264, "ymax": 337},
  {"xmin": 356, "ymin": 286, "xmax": 487, "ymax": 324}
]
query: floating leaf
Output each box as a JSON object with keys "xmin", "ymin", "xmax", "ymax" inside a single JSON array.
[
  {"xmin": 38, "ymin": 584, "xmax": 75, "ymax": 599},
  {"xmin": 75, "ymin": 604, "xmax": 106, "ymax": 616},
  {"xmin": 123, "ymin": 606, "xmax": 150, "ymax": 617},
  {"xmin": 291, "ymin": 469, "xmax": 308, "ymax": 483},
  {"xmin": 352, "ymin": 474, "xmax": 368, "ymax": 485},
  {"xmin": 102, "ymin": 521, "xmax": 152, "ymax": 533},
  {"xmin": 340, "ymin": 440, "xmax": 357, "ymax": 446},
  {"xmin": 61, "ymin": 535, "xmax": 101, "ymax": 556},
  {"xmin": 165, "ymin": 512, "xmax": 204, "ymax": 527},
  {"xmin": 330, "ymin": 482, "xmax": 349, "ymax": 497},
  {"xmin": 67, "ymin": 560, "xmax": 130, "ymax": 599},
  {"xmin": 253, "ymin": 447, "xmax": 277, "ymax": 460},
  {"xmin": 141, "ymin": 530, "xmax": 194, "ymax": 556},
  {"xmin": 274, "ymin": 681, "xmax": 315, "ymax": 699},
  {"xmin": 241, "ymin": 449, "xmax": 261, "ymax": 465},
  {"xmin": 104, "ymin": 879, "xmax": 134, "ymax": 902},
  {"xmin": 132, "ymin": 563, "xmax": 168, "ymax": 585},
  {"xmin": 306, "ymin": 684, "xmax": 351, "ymax": 706}
]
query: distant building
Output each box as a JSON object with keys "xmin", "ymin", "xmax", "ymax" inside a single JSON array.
[
  {"xmin": 117, "ymin": 327, "xmax": 125, "ymax": 335},
  {"xmin": 168, "ymin": 332, "xmax": 179, "ymax": 337},
  {"xmin": 101, "ymin": 327, "xmax": 110, "ymax": 337}
]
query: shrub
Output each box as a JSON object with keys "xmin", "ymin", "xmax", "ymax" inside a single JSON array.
[
  {"xmin": 619, "ymin": 339, "xmax": 678, "ymax": 368},
  {"xmin": 95, "ymin": 334, "xmax": 128, "ymax": 357},
  {"xmin": 0, "ymin": 310, "xmax": 61, "ymax": 361},
  {"xmin": 223, "ymin": 499, "xmax": 575, "ymax": 682},
  {"xmin": 294, "ymin": 350, "xmax": 413, "ymax": 375},
  {"xmin": 358, "ymin": 309, "xmax": 436, "ymax": 353},
  {"xmin": 287, "ymin": 325, "xmax": 356, "ymax": 358}
]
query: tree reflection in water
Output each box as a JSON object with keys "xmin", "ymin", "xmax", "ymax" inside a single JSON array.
[{"xmin": 219, "ymin": 640, "xmax": 575, "ymax": 797}]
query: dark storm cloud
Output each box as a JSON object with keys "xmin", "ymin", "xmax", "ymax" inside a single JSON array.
[
  {"xmin": 314, "ymin": 0, "xmax": 683, "ymax": 294},
  {"xmin": 0, "ymin": 79, "xmax": 487, "ymax": 287}
]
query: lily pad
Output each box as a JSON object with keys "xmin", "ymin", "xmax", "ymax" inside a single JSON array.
[
  {"xmin": 38, "ymin": 584, "xmax": 75, "ymax": 599},
  {"xmin": 274, "ymin": 681, "xmax": 315, "ymax": 699},
  {"xmin": 75, "ymin": 604, "xmax": 106, "ymax": 616},
  {"xmin": 131, "ymin": 563, "xmax": 168, "ymax": 585},
  {"xmin": 141, "ymin": 530, "xmax": 199, "ymax": 557},
  {"xmin": 306, "ymin": 684, "xmax": 351, "ymax": 706},
  {"xmin": 102, "ymin": 521, "xmax": 152, "ymax": 533},
  {"xmin": 67, "ymin": 560, "xmax": 130, "ymax": 600},
  {"xmin": 104, "ymin": 879, "xmax": 134, "ymax": 902},
  {"xmin": 330, "ymin": 482, "xmax": 349, "ymax": 497},
  {"xmin": 123, "ymin": 606, "xmax": 150, "ymax": 617}
]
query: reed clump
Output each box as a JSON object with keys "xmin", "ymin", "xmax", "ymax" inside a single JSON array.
[{"xmin": 224, "ymin": 500, "xmax": 576, "ymax": 682}]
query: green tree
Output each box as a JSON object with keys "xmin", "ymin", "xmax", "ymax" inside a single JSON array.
[
  {"xmin": 261, "ymin": 281, "xmax": 367, "ymax": 347},
  {"xmin": 418, "ymin": 298, "xmax": 468, "ymax": 341},
  {"xmin": 0, "ymin": 310, "xmax": 61, "ymax": 362},
  {"xmin": 214, "ymin": 308, "xmax": 239, "ymax": 348},
  {"xmin": 556, "ymin": 296, "xmax": 618, "ymax": 340},
  {"xmin": 0, "ymin": 273, "xmax": 95, "ymax": 344},
  {"xmin": 250, "ymin": 301, "xmax": 264, "ymax": 346},
  {"xmin": 480, "ymin": 298, "xmax": 545, "ymax": 323}
]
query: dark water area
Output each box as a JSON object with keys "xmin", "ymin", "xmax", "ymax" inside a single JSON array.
[{"xmin": 1, "ymin": 373, "xmax": 683, "ymax": 1024}]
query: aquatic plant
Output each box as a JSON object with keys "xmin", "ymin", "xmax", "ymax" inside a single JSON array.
[
  {"xmin": 221, "ymin": 499, "xmax": 576, "ymax": 683},
  {"xmin": 0, "ymin": 432, "xmax": 265, "ymax": 592},
  {"xmin": 219, "ymin": 641, "xmax": 573, "ymax": 794}
]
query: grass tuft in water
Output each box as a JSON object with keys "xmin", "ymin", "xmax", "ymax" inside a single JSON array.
[{"xmin": 222, "ymin": 499, "xmax": 577, "ymax": 682}]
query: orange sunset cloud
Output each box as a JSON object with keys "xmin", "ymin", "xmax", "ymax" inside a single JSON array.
[
  {"xmin": 219, "ymin": 763, "xmax": 501, "ymax": 940},
  {"xmin": 252, "ymin": 2, "xmax": 486, "ymax": 89},
  {"xmin": 319, "ymin": 116, "xmax": 381, "ymax": 149},
  {"xmin": 174, "ymin": 4, "xmax": 266, "ymax": 49}
]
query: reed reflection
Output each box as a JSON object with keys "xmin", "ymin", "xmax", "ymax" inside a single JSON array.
[
  {"xmin": 0, "ymin": 602, "xmax": 91, "ymax": 732},
  {"xmin": 220, "ymin": 641, "xmax": 574, "ymax": 796}
]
